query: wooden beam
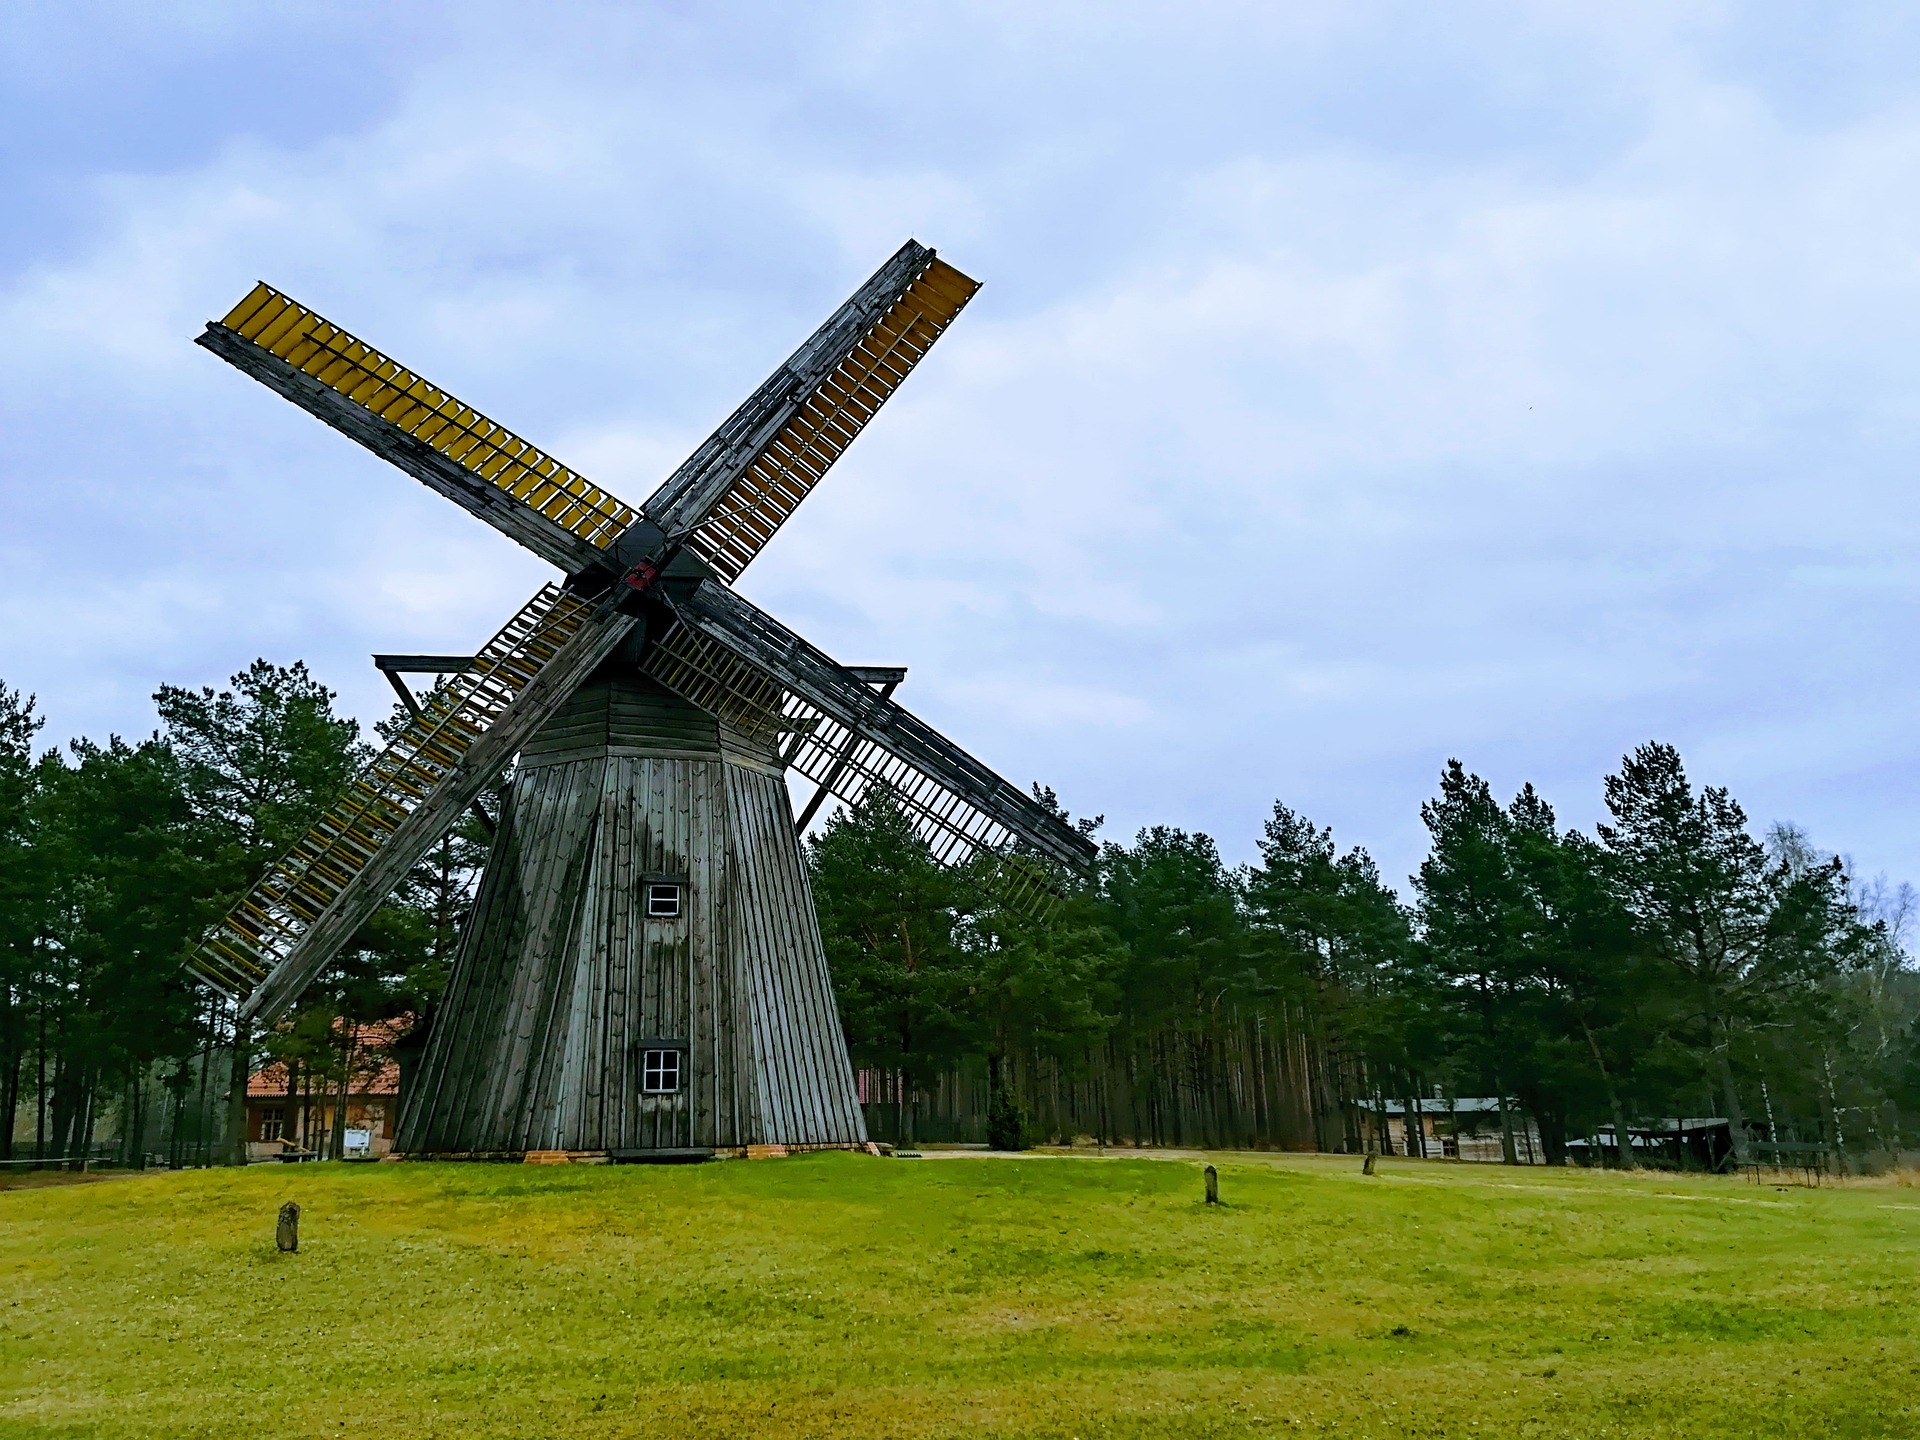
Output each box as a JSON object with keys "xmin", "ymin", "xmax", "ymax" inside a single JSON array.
[
  {"xmin": 197, "ymin": 324, "xmax": 606, "ymax": 577},
  {"xmin": 371, "ymin": 655, "xmax": 495, "ymax": 837},
  {"xmin": 641, "ymin": 242, "xmax": 932, "ymax": 536},
  {"xmin": 239, "ymin": 600, "xmax": 638, "ymax": 1026},
  {"xmin": 373, "ymin": 654, "xmax": 475, "ymax": 674},
  {"xmin": 792, "ymin": 669, "xmax": 903, "ymax": 835},
  {"xmin": 638, "ymin": 243, "xmax": 983, "ymax": 585},
  {"xmin": 669, "ymin": 581, "xmax": 1094, "ymax": 875}
]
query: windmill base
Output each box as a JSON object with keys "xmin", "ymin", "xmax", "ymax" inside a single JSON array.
[
  {"xmin": 396, "ymin": 670, "xmax": 868, "ymax": 1157},
  {"xmin": 391, "ymin": 1142, "xmax": 886, "ymax": 1163}
]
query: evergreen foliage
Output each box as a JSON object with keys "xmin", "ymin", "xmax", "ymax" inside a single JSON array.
[
  {"xmin": 984, "ymin": 1080, "xmax": 1027, "ymax": 1151},
  {"xmin": 809, "ymin": 753, "xmax": 1910, "ymax": 1164},
  {"xmin": 0, "ymin": 663, "xmax": 490, "ymax": 1164},
  {"xmin": 3, "ymin": 655, "xmax": 1913, "ymax": 1168}
]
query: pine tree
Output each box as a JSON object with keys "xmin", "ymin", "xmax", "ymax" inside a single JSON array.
[
  {"xmin": 808, "ymin": 789, "xmax": 970, "ymax": 1146},
  {"xmin": 156, "ymin": 660, "xmax": 370, "ymax": 1162},
  {"xmin": 1243, "ymin": 802, "xmax": 1410, "ymax": 1152},
  {"xmin": 0, "ymin": 683, "xmax": 43, "ymax": 1160},
  {"xmin": 1599, "ymin": 743, "xmax": 1870, "ymax": 1164}
]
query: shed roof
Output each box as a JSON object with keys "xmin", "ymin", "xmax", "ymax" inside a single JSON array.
[{"xmin": 1356, "ymin": 1097, "xmax": 1505, "ymax": 1115}]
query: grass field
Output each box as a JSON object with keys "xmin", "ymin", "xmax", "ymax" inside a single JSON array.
[{"xmin": 5, "ymin": 1149, "xmax": 1919, "ymax": 1438}]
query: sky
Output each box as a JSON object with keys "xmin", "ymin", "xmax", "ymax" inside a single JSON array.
[{"xmin": 4, "ymin": 2, "xmax": 1920, "ymax": 897}]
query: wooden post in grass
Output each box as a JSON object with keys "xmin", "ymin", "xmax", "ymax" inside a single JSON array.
[
  {"xmin": 1204, "ymin": 1164, "xmax": 1219, "ymax": 1205},
  {"xmin": 276, "ymin": 1202, "xmax": 299, "ymax": 1253}
]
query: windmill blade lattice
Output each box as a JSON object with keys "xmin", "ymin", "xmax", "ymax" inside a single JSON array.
[
  {"xmin": 641, "ymin": 580, "xmax": 1094, "ymax": 912},
  {"xmin": 198, "ymin": 286, "xmax": 636, "ymax": 574},
  {"xmin": 643, "ymin": 242, "xmax": 980, "ymax": 581},
  {"xmin": 186, "ymin": 585, "xmax": 635, "ymax": 1021},
  {"xmin": 185, "ymin": 241, "xmax": 1093, "ymax": 1158}
]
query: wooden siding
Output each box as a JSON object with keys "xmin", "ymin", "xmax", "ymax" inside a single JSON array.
[
  {"xmin": 725, "ymin": 763, "xmax": 866, "ymax": 1145},
  {"xmin": 397, "ymin": 670, "xmax": 865, "ymax": 1155}
]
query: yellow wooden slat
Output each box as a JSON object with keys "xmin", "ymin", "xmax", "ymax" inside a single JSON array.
[
  {"xmin": 212, "ymin": 284, "xmax": 638, "ymax": 550},
  {"xmin": 684, "ymin": 256, "xmax": 976, "ymax": 581}
]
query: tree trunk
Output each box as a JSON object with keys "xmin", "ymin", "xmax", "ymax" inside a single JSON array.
[
  {"xmin": 72, "ymin": 1078, "xmax": 96, "ymax": 1169},
  {"xmin": 48, "ymin": 1054, "xmax": 75, "ymax": 1159},
  {"xmin": 1822, "ymin": 1051, "xmax": 1848, "ymax": 1174},
  {"xmin": 227, "ymin": 1014, "xmax": 252, "ymax": 1167},
  {"xmin": 34, "ymin": 999, "xmax": 47, "ymax": 1162},
  {"xmin": 168, "ymin": 1065, "xmax": 188, "ymax": 1168},
  {"xmin": 333, "ymin": 1029, "xmax": 354, "ymax": 1161},
  {"xmin": 195, "ymin": 1005, "xmax": 216, "ymax": 1166},
  {"xmin": 1713, "ymin": 1032, "xmax": 1749, "ymax": 1167},
  {"xmin": 0, "ymin": 1003, "xmax": 19, "ymax": 1164},
  {"xmin": 1758, "ymin": 1076, "xmax": 1779, "ymax": 1166},
  {"xmin": 1578, "ymin": 1019, "xmax": 1635, "ymax": 1170},
  {"xmin": 121, "ymin": 1068, "xmax": 145, "ymax": 1168}
]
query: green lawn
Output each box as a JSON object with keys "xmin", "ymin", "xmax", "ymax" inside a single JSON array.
[{"xmin": 4, "ymin": 1150, "xmax": 1918, "ymax": 1438}]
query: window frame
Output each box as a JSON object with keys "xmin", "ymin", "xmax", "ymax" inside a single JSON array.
[
  {"xmin": 640, "ymin": 1047, "xmax": 683, "ymax": 1095},
  {"xmin": 645, "ymin": 881, "xmax": 683, "ymax": 919}
]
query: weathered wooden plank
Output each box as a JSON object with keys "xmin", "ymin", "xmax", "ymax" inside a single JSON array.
[
  {"xmin": 239, "ymin": 600, "xmax": 637, "ymax": 1027},
  {"xmin": 641, "ymin": 243, "xmax": 942, "ymax": 550},
  {"xmin": 686, "ymin": 758, "xmax": 722, "ymax": 1147},
  {"xmin": 741, "ymin": 763, "xmax": 864, "ymax": 1142},
  {"xmin": 401, "ymin": 759, "xmax": 560, "ymax": 1152},
  {"xmin": 638, "ymin": 756, "xmax": 669, "ymax": 1152},
  {"xmin": 400, "ymin": 670, "xmax": 864, "ymax": 1156},
  {"xmin": 731, "ymin": 769, "xmax": 806, "ymax": 1140},
  {"xmin": 565, "ymin": 781, "xmax": 612, "ymax": 1149},
  {"xmin": 467, "ymin": 760, "xmax": 563, "ymax": 1151},
  {"xmin": 496, "ymin": 759, "xmax": 602, "ymax": 1149},
  {"xmin": 605, "ymin": 761, "xmax": 636, "ymax": 1149},
  {"xmin": 754, "ymin": 765, "xmax": 864, "ymax": 1142},
  {"xmin": 197, "ymin": 322, "xmax": 609, "ymax": 577},
  {"xmin": 393, "ymin": 781, "xmax": 522, "ymax": 1150}
]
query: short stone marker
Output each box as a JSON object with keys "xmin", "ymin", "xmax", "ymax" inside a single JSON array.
[
  {"xmin": 1203, "ymin": 1164, "xmax": 1219, "ymax": 1205},
  {"xmin": 1363, "ymin": 1153, "xmax": 1376, "ymax": 1175},
  {"xmin": 276, "ymin": 1201, "xmax": 300, "ymax": 1253}
]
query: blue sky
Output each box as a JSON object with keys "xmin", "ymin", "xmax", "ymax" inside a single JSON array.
[{"xmin": 5, "ymin": 3, "xmax": 1920, "ymax": 896}]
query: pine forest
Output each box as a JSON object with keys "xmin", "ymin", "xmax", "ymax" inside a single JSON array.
[{"xmin": 3, "ymin": 663, "xmax": 1914, "ymax": 1171}]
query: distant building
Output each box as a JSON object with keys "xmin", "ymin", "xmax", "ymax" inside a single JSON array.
[
  {"xmin": 246, "ymin": 1022, "xmax": 403, "ymax": 1162},
  {"xmin": 1355, "ymin": 1096, "xmax": 1548, "ymax": 1163},
  {"xmin": 1358, "ymin": 1098, "xmax": 1747, "ymax": 1169},
  {"xmin": 1566, "ymin": 1119, "xmax": 1736, "ymax": 1171}
]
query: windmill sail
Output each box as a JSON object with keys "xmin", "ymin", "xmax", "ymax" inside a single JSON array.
[
  {"xmin": 200, "ymin": 245, "xmax": 974, "ymax": 591},
  {"xmin": 198, "ymin": 287, "xmax": 634, "ymax": 575},
  {"xmin": 642, "ymin": 241, "xmax": 980, "ymax": 581},
  {"xmin": 186, "ymin": 586, "xmax": 638, "ymax": 1024},
  {"xmin": 186, "ymin": 239, "xmax": 1069, "ymax": 1048},
  {"xmin": 641, "ymin": 580, "xmax": 1095, "ymax": 910}
]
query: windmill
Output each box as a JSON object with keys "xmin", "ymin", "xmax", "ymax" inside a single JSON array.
[{"xmin": 184, "ymin": 241, "xmax": 1096, "ymax": 1160}]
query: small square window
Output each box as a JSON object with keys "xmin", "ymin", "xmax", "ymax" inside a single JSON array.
[
  {"xmin": 641, "ymin": 1048, "xmax": 682, "ymax": 1094},
  {"xmin": 259, "ymin": 1106, "xmax": 285, "ymax": 1142},
  {"xmin": 646, "ymin": 882, "xmax": 682, "ymax": 919}
]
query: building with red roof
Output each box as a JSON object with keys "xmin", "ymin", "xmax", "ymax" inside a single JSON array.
[{"xmin": 246, "ymin": 1021, "xmax": 405, "ymax": 1162}]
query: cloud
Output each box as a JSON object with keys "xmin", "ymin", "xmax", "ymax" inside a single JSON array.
[{"xmin": 6, "ymin": 3, "xmax": 1920, "ymax": 894}]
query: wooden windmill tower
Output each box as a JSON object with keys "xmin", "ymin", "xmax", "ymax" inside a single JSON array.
[{"xmin": 184, "ymin": 242, "xmax": 1096, "ymax": 1159}]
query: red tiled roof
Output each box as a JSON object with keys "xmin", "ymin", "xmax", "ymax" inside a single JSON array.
[{"xmin": 248, "ymin": 1019, "xmax": 407, "ymax": 1099}]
